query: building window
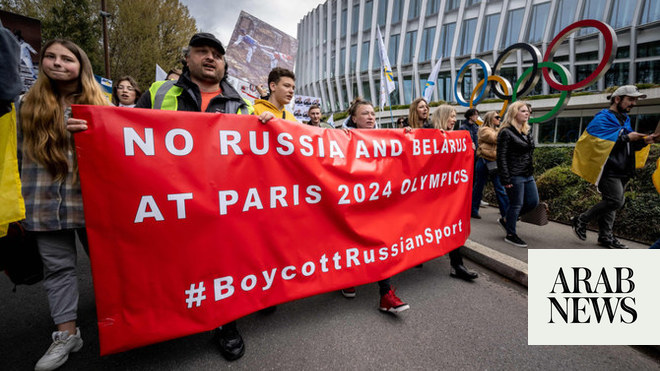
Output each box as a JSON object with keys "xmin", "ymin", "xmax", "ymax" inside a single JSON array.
[
  {"xmin": 420, "ymin": 27, "xmax": 436, "ymax": 62},
  {"xmin": 438, "ymin": 23, "xmax": 455, "ymax": 59},
  {"xmin": 501, "ymin": 8, "xmax": 524, "ymax": 48},
  {"xmin": 409, "ymin": 0, "xmax": 421, "ymax": 19},
  {"xmin": 330, "ymin": 52, "xmax": 335, "ymax": 78},
  {"xmin": 577, "ymin": 64, "xmax": 600, "ymax": 91},
  {"xmin": 466, "ymin": 0, "xmax": 481, "ymax": 6},
  {"xmin": 437, "ymin": 72, "xmax": 452, "ymax": 102},
  {"xmin": 341, "ymin": 8, "xmax": 347, "ymax": 37},
  {"xmin": 458, "ymin": 18, "xmax": 477, "ymax": 56},
  {"xmin": 392, "ymin": 0, "xmax": 404, "ymax": 23},
  {"xmin": 635, "ymin": 114, "xmax": 660, "ymax": 134},
  {"xmin": 361, "ymin": 41, "xmax": 370, "ymax": 72},
  {"xmin": 604, "ymin": 63, "xmax": 630, "ymax": 88},
  {"xmin": 579, "ymin": 0, "xmax": 607, "ymax": 35},
  {"xmin": 446, "ymin": 0, "xmax": 459, "ymax": 12},
  {"xmin": 350, "ymin": 44, "xmax": 357, "ymax": 70},
  {"xmin": 340, "ymin": 47, "xmax": 346, "ymax": 75},
  {"xmin": 479, "ymin": 14, "xmax": 500, "ymax": 53},
  {"xmin": 556, "ymin": 117, "xmax": 581, "ymax": 143},
  {"xmin": 362, "ymin": 81, "xmax": 372, "ymax": 102},
  {"xmin": 538, "ymin": 119, "xmax": 556, "ymax": 144},
  {"xmin": 609, "ymin": 0, "xmax": 634, "ymax": 29},
  {"xmin": 403, "ymin": 76, "xmax": 413, "ymax": 104},
  {"xmin": 641, "ymin": 0, "xmax": 660, "ymax": 24},
  {"xmin": 351, "ymin": 4, "xmax": 360, "ymax": 35},
  {"xmin": 389, "ymin": 34, "xmax": 400, "ymax": 64},
  {"xmin": 426, "ymin": 0, "xmax": 440, "ymax": 16},
  {"xmin": 377, "ymin": 0, "xmax": 388, "ymax": 26},
  {"xmin": 637, "ymin": 61, "xmax": 660, "ymax": 84},
  {"xmin": 553, "ymin": 0, "xmax": 577, "ymax": 37},
  {"xmin": 364, "ymin": 0, "xmax": 373, "ymax": 31},
  {"xmin": 527, "ymin": 3, "xmax": 550, "ymax": 44},
  {"xmin": 637, "ymin": 41, "xmax": 660, "ymax": 57},
  {"xmin": 403, "ymin": 30, "xmax": 417, "ymax": 64},
  {"xmin": 332, "ymin": 9, "xmax": 337, "ymax": 38}
]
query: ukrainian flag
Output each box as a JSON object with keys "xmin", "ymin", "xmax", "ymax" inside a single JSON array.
[
  {"xmin": 653, "ymin": 157, "xmax": 660, "ymax": 195},
  {"xmin": 572, "ymin": 109, "xmax": 650, "ymax": 185},
  {"xmin": 0, "ymin": 104, "xmax": 25, "ymax": 236}
]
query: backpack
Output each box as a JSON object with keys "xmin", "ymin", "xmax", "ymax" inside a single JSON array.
[{"xmin": 0, "ymin": 222, "xmax": 43, "ymax": 291}]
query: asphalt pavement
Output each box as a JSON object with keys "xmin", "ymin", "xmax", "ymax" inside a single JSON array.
[{"xmin": 1, "ymin": 208, "xmax": 659, "ymax": 370}]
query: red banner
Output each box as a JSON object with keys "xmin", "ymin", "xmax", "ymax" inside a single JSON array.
[{"xmin": 72, "ymin": 105, "xmax": 473, "ymax": 355}]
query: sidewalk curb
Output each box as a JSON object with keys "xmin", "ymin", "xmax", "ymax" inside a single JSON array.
[{"xmin": 463, "ymin": 239, "xmax": 528, "ymax": 287}]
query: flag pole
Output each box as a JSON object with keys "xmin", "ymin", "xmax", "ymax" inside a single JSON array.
[{"xmin": 388, "ymin": 93, "xmax": 394, "ymax": 128}]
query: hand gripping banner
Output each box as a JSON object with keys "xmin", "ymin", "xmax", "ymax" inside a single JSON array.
[{"xmin": 72, "ymin": 105, "xmax": 473, "ymax": 355}]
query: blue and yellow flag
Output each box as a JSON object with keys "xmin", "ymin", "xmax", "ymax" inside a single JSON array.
[
  {"xmin": 572, "ymin": 109, "xmax": 649, "ymax": 185},
  {"xmin": 0, "ymin": 104, "xmax": 25, "ymax": 236}
]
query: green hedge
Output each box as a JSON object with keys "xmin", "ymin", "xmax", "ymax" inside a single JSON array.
[{"xmin": 484, "ymin": 144, "xmax": 660, "ymax": 244}]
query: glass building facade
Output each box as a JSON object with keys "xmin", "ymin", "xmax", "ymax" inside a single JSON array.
[{"xmin": 295, "ymin": 0, "xmax": 660, "ymax": 142}]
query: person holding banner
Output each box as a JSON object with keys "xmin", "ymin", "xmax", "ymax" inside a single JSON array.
[
  {"xmin": 111, "ymin": 76, "xmax": 141, "ymax": 108},
  {"xmin": 430, "ymin": 105, "xmax": 479, "ymax": 280},
  {"xmin": 69, "ymin": 32, "xmax": 255, "ymax": 362},
  {"xmin": 253, "ymin": 67, "xmax": 297, "ymax": 122},
  {"xmin": 401, "ymin": 98, "xmax": 431, "ymax": 129},
  {"xmin": 17, "ymin": 39, "xmax": 108, "ymax": 371},
  {"xmin": 472, "ymin": 112, "xmax": 509, "ymax": 222},
  {"xmin": 339, "ymin": 98, "xmax": 410, "ymax": 313},
  {"xmin": 496, "ymin": 101, "xmax": 538, "ymax": 248}
]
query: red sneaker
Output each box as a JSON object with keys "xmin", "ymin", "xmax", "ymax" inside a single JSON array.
[
  {"xmin": 341, "ymin": 287, "xmax": 356, "ymax": 298},
  {"xmin": 379, "ymin": 288, "xmax": 409, "ymax": 313}
]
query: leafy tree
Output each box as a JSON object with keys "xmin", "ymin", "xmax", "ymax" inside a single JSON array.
[
  {"xmin": 107, "ymin": 0, "xmax": 197, "ymax": 90},
  {"xmin": 1, "ymin": 0, "xmax": 104, "ymax": 73},
  {"xmin": 2, "ymin": 0, "xmax": 197, "ymax": 88}
]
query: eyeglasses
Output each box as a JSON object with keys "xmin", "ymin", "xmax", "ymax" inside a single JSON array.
[{"xmin": 495, "ymin": 116, "xmax": 501, "ymax": 120}]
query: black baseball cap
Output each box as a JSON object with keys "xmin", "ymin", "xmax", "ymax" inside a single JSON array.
[{"xmin": 189, "ymin": 33, "xmax": 225, "ymax": 55}]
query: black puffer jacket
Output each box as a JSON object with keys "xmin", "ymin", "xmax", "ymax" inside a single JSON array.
[{"xmin": 496, "ymin": 126, "xmax": 534, "ymax": 185}]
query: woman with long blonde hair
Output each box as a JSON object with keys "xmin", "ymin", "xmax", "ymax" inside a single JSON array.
[
  {"xmin": 496, "ymin": 101, "xmax": 539, "ymax": 248},
  {"xmin": 402, "ymin": 97, "xmax": 431, "ymax": 128},
  {"xmin": 472, "ymin": 111, "xmax": 509, "ymax": 219},
  {"xmin": 18, "ymin": 39, "xmax": 107, "ymax": 371},
  {"xmin": 426, "ymin": 104, "xmax": 479, "ymax": 280}
]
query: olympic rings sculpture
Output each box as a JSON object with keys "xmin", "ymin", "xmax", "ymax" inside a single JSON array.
[{"xmin": 453, "ymin": 19, "xmax": 617, "ymax": 124}]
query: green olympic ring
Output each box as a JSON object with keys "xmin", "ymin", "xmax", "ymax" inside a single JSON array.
[{"xmin": 513, "ymin": 62, "xmax": 572, "ymax": 124}]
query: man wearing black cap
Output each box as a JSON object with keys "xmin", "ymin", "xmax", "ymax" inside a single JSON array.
[
  {"xmin": 134, "ymin": 32, "xmax": 252, "ymax": 116},
  {"xmin": 135, "ymin": 32, "xmax": 249, "ymax": 361},
  {"xmin": 572, "ymin": 85, "xmax": 656, "ymax": 249}
]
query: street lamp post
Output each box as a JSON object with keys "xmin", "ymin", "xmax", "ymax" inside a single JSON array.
[{"xmin": 100, "ymin": 0, "xmax": 110, "ymax": 78}]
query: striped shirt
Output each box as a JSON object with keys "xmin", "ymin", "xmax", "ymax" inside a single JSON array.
[{"xmin": 17, "ymin": 108, "xmax": 85, "ymax": 231}]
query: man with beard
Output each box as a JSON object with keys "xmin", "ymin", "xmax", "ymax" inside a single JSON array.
[
  {"xmin": 571, "ymin": 85, "xmax": 656, "ymax": 249},
  {"xmin": 134, "ymin": 32, "xmax": 252, "ymax": 361}
]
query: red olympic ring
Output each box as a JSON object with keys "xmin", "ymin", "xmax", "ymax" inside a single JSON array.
[{"xmin": 543, "ymin": 19, "xmax": 618, "ymax": 91}]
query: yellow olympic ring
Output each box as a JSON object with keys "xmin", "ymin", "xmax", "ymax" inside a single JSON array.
[{"xmin": 470, "ymin": 76, "xmax": 512, "ymax": 125}]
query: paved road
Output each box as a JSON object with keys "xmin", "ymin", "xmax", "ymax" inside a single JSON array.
[{"xmin": 2, "ymin": 243, "xmax": 658, "ymax": 370}]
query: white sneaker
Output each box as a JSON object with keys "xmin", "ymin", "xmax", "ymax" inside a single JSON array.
[
  {"xmin": 35, "ymin": 328, "xmax": 83, "ymax": 371},
  {"xmin": 480, "ymin": 200, "xmax": 488, "ymax": 207}
]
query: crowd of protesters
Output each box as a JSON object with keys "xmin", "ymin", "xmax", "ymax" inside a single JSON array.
[{"xmin": 2, "ymin": 24, "xmax": 659, "ymax": 370}]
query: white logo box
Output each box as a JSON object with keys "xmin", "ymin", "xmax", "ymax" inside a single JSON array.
[{"xmin": 528, "ymin": 249, "xmax": 660, "ymax": 345}]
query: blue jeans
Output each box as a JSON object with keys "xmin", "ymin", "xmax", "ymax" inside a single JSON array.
[
  {"xmin": 471, "ymin": 157, "xmax": 509, "ymax": 217},
  {"xmin": 504, "ymin": 175, "xmax": 539, "ymax": 236}
]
